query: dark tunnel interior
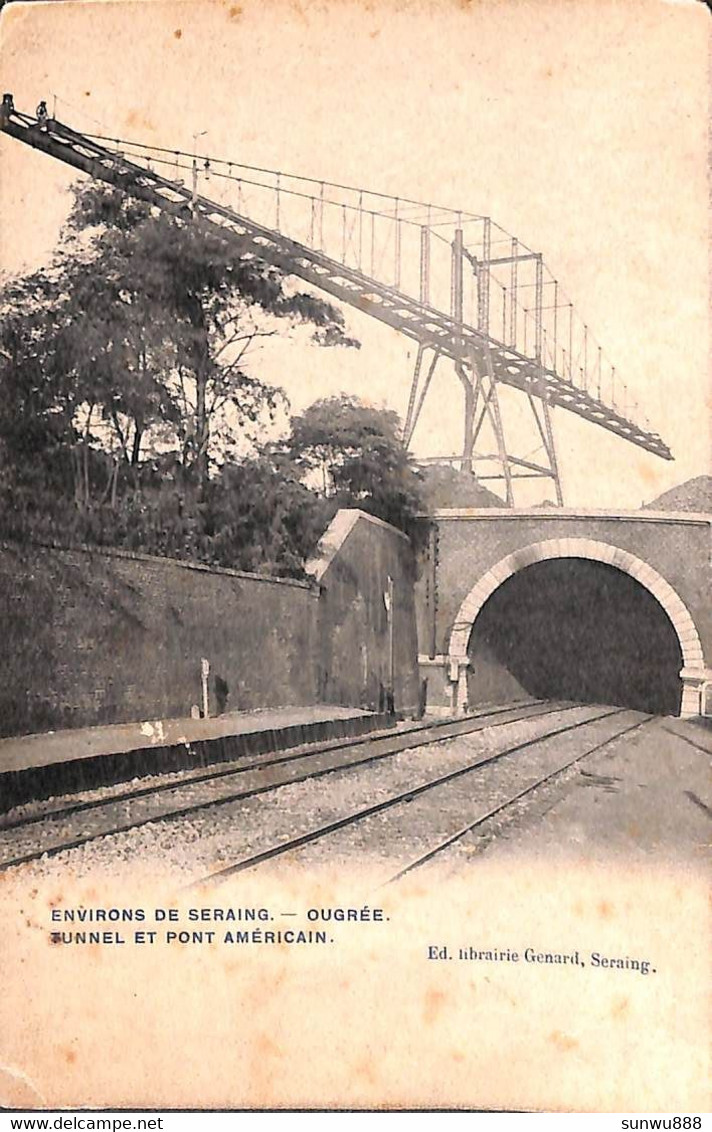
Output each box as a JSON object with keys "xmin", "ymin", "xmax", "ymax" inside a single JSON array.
[{"xmin": 466, "ymin": 558, "xmax": 683, "ymax": 716}]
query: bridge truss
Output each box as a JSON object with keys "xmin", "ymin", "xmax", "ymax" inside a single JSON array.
[{"xmin": 0, "ymin": 96, "xmax": 672, "ymax": 505}]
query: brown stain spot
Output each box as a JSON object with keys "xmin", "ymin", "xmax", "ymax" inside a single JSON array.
[
  {"xmin": 638, "ymin": 462, "xmax": 658, "ymax": 486},
  {"xmin": 84, "ymin": 91, "xmax": 91, "ymax": 98},
  {"xmin": 228, "ymin": 4, "xmax": 243, "ymax": 18},
  {"xmin": 452, "ymin": 1050, "xmax": 465, "ymax": 1062},
  {"xmin": 633, "ymin": 458, "xmax": 669, "ymax": 502},
  {"xmin": 548, "ymin": 1030, "xmax": 578, "ymax": 1052},
  {"xmin": 423, "ymin": 987, "xmax": 446, "ymax": 1025},
  {"xmin": 256, "ymin": 1033, "xmax": 282, "ymax": 1060},
  {"xmin": 126, "ymin": 109, "xmax": 156, "ymax": 134},
  {"xmin": 64, "ymin": 1048, "xmax": 77, "ymax": 1064},
  {"xmin": 598, "ymin": 900, "xmax": 614, "ymax": 919},
  {"xmin": 174, "ymin": 28, "xmax": 182, "ymax": 38},
  {"xmin": 354, "ymin": 1057, "xmax": 377, "ymax": 1085},
  {"xmin": 611, "ymin": 996, "xmax": 629, "ymax": 1020},
  {"xmin": 271, "ymin": 967, "xmax": 287, "ymax": 989}
]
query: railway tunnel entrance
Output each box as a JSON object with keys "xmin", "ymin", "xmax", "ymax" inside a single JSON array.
[{"xmin": 465, "ymin": 558, "xmax": 683, "ymax": 715}]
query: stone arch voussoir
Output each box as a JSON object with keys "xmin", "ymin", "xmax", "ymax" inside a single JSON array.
[{"xmin": 447, "ymin": 538, "xmax": 705, "ymax": 716}]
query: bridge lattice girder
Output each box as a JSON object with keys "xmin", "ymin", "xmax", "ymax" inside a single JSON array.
[{"xmin": 0, "ymin": 102, "xmax": 673, "ymax": 506}]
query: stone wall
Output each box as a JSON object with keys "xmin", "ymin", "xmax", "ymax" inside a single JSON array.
[
  {"xmin": 307, "ymin": 510, "xmax": 420, "ymax": 718},
  {"xmin": 0, "ymin": 509, "xmax": 421, "ymax": 738},
  {"xmin": 415, "ymin": 509, "xmax": 712, "ymax": 717},
  {"xmin": 0, "ymin": 542, "xmax": 319, "ymax": 737},
  {"xmin": 430, "ymin": 511, "xmax": 712, "ymax": 661}
]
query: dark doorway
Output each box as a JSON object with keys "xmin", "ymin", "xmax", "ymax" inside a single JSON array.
[{"xmin": 467, "ymin": 558, "xmax": 683, "ymax": 716}]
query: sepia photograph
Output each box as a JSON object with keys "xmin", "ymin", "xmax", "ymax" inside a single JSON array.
[{"xmin": 0, "ymin": 0, "xmax": 709, "ymax": 1114}]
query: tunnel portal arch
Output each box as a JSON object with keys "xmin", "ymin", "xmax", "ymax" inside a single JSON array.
[{"xmin": 447, "ymin": 539, "xmax": 706, "ymax": 717}]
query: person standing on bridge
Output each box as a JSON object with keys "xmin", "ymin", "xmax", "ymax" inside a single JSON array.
[{"xmin": 36, "ymin": 100, "xmax": 49, "ymax": 130}]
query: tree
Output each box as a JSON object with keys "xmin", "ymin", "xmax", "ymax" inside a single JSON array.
[
  {"xmin": 202, "ymin": 452, "xmax": 331, "ymax": 576},
  {"xmin": 0, "ymin": 268, "xmax": 83, "ymax": 527},
  {"xmin": 286, "ymin": 395, "xmax": 426, "ymax": 539},
  {"xmin": 0, "ymin": 180, "xmax": 359, "ymax": 564},
  {"xmin": 58, "ymin": 182, "xmax": 359, "ymax": 491}
]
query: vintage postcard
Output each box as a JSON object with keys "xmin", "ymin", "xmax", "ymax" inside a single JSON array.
[{"xmin": 0, "ymin": 0, "xmax": 710, "ymax": 1114}]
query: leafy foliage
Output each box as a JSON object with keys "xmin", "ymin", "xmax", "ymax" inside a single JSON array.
[
  {"xmin": 202, "ymin": 453, "xmax": 333, "ymax": 576},
  {"xmin": 0, "ymin": 182, "xmax": 422, "ymax": 575},
  {"xmin": 57, "ymin": 183, "xmax": 357, "ymax": 487},
  {"xmin": 286, "ymin": 395, "xmax": 426, "ymax": 540}
]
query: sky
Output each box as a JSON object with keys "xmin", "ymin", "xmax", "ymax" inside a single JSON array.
[{"xmin": 0, "ymin": 0, "xmax": 709, "ymax": 508}]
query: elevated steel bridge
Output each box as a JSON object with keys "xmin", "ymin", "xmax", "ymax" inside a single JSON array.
[{"xmin": 0, "ymin": 94, "xmax": 672, "ymax": 505}]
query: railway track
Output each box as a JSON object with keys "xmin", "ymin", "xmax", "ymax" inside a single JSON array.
[
  {"xmin": 0, "ymin": 698, "xmax": 545, "ymax": 834},
  {"xmin": 384, "ymin": 712, "xmax": 653, "ymax": 884},
  {"xmin": 0, "ymin": 699, "xmax": 574, "ymax": 871},
  {"xmin": 193, "ymin": 706, "xmax": 651, "ymax": 887},
  {"xmin": 659, "ymin": 724, "xmax": 712, "ymax": 758}
]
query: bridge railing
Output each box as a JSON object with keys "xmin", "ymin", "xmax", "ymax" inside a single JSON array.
[
  {"xmin": 0, "ymin": 93, "xmax": 666, "ymax": 456},
  {"xmin": 76, "ymin": 128, "xmax": 655, "ymax": 434}
]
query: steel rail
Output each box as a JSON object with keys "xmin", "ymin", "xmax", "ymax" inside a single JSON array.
[
  {"xmin": 0, "ymin": 699, "xmax": 546, "ymax": 834},
  {"xmin": 659, "ymin": 725, "xmax": 712, "ymax": 758},
  {"xmin": 193, "ymin": 706, "xmax": 626, "ymax": 886},
  {"xmin": 0, "ymin": 702, "xmax": 582, "ymax": 872},
  {"xmin": 384, "ymin": 715, "xmax": 654, "ymax": 884}
]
